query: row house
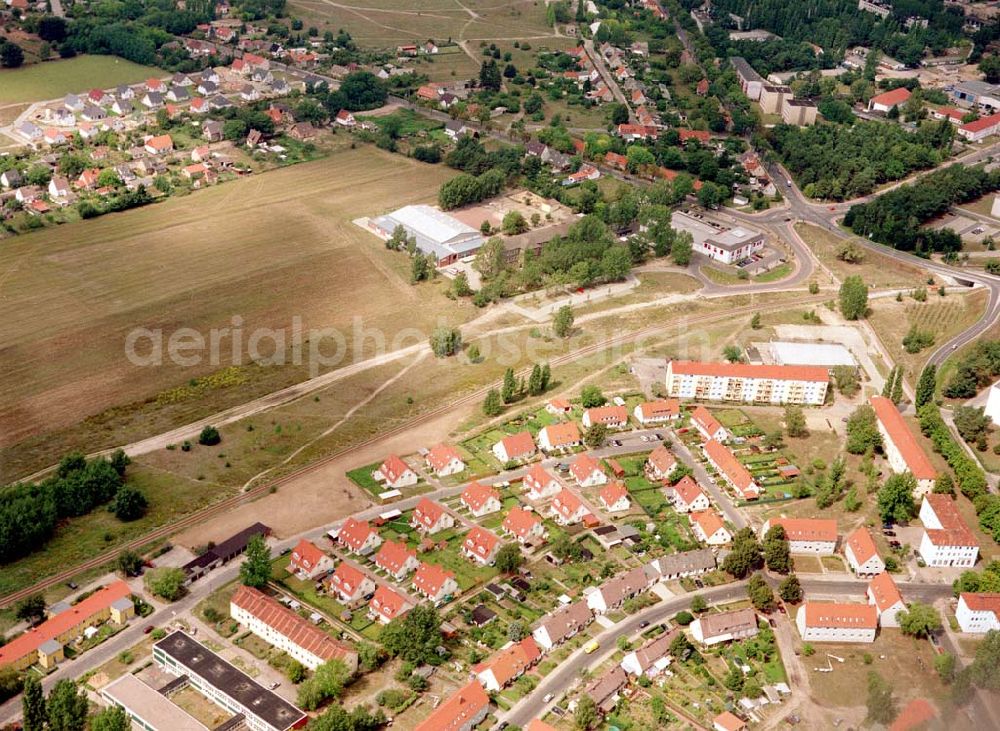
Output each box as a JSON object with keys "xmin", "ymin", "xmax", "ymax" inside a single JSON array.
[
  {"xmin": 582, "ymin": 405, "xmax": 629, "ymax": 430},
  {"xmin": 586, "ymin": 567, "xmax": 650, "ymax": 614},
  {"xmin": 762, "ymin": 518, "xmax": 837, "ymax": 555},
  {"xmin": 691, "ymin": 405, "xmax": 728, "ymax": 442},
  {"xmin": 690, "ymin": 607, "xmax": 758, "ymax": 645},
  {"xmin": 633, "ymin": 398, "xmax": 680, "ymax": 425},
  {"xmin": 473, "ymin": 637, "xmax": 541, "ymax": 691},
  {"xmin": 532, "ymin": 601, "xmax": 592, "ymax": 651},
  {"xmin": 413, "ymin": 681, "xmax": 489, "ymax": 731},
  {"xmin": 645, "ymin": 444, "xmax": 677, "ymax": 481},
  {"xmin": 620, "ymin": 628, "xmax": 679, "ymax": 678},
  {"xmin": 704, "ymin": 439, "xmax": 760, "ymax": 500},
  {"xmin": 648, "ymin": 548, "xmax": 716, "ymax": 581}
]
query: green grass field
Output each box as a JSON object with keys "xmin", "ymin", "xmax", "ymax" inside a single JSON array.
[{"xmin": 0, "ymin": 55, "xmax": 164, "ymax": 104}]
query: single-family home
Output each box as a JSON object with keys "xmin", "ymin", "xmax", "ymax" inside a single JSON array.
[
  {"xmin": 845, "ymin": 526, "xmax": 885, "ymax": 576},
  {"xmin": 287, "ymin": 538, "xmax": 334, "ymax": 580},
  {"xmin": 44, "ymin": 128, "xmax": 67, "ymax": 145},
  {"xmin": 570, "ymin": 453, "xmax": 607, "ymax": 487},
  {"xmin": 240, "ymin": 85, "xmax": 260, "ymax": 102},
  {"xmin": 956, "ymin": 593, "xmax": 1000, "ymax": 633},
  {"xmin": 598, "ymin": 481, "xmax": 631, "ymax": 513},
  {"xmin": 336, "ymin": 517, "xmax": 383, "ymax": 556},
  {"xmin": 918, "ymin": 494, "xmax": 979, "ymax": 568},
  {"xmin": 691, "ymin": 405, "xmax": 729, "ymax": 441},
  {"xmin": 474, "ymin": 637, "xmax": 541, "ymax": 691},
  {"xmin": 411, "ymin": 498, "xmax": 455, "ymax": 534},
  {"xmin": 369, "ymin": 585, "xmax": 411, "ymax": 624},
  {"xmin": 761, "ymin": 518, "xmax": 837, "ymax": 555},
  {"xmin": 538, "ymin": 422, "xmax": 582, "ymax": 452},
  {"xmin": 144, "ymin": 134, "xmax": 174, "ymax": 155},
  {"xmin": 335, "ymin": 109, "xmax": 356, "ymax": 127},
  {"xmin": 198, "ymin": 80, "xmax": 219, "ymax": 95},
  {"xmin": 645, "ymin": 444, "xmax": 677, "ymax": 481},
  {"xmin": 633, "ymin": 399, "xmax": 681, "ymax": 425},
  {"xmin": 141, "ymin": 92, "xmax": 163, "ymax": 109},
  {"xmin": 666, "ymin": 475, "xmax": 711, "ymax": 513},
  {"xmin": 689, "ymin": 510, "xmax": 732, "ymax": 545},
  {"xmin": 373, "ymin": 455, "xmax": 418, "ymax": 489},
  {"xmin": 146, "ymin": 77, "xmax": 166, "ymax": 93},
  {"xmin": 48, "ymin": 176, "xmax": 71, "ymax": 200},
  {"xmin": 582, "ymin": 405, "xmax": 629, "ymax": 430},
  {"xmin": 586, "ymin": 666, "xmax": 627, "ymax": 714},
  {"xmin": 203, "ymin": 120, "xmax": 225, "ymax": 142},
  {"xmin": 532, "ymin": 600, "xmax": 592, "ymax": 651},
  {"xmin": 64, "ymin": 93, "xmax": 84, "ymax": 112},
  {"xmin": 690, "ymin": 607, "xmax": 758, "ymax": 645},
  {"xmin": 502, "ymin": 506, "xmax": 545, "ymax": 544},
  {"xmin": 523, "ymin": 465, "xmax": 562, "ymax": 501},
  {"xmin": 16, "ymin": 121, "xmax": 42, "ymax": 143},
  {"xmin": 445, "ymin": 120, "xmax": 471, "ymax": 140},
  {"xmin": 493, "ymin": 431, "xmax": 536, "ymax": 463},
  {"xmin": 373, "ymin": 540, "xmax": 420, "ymax": 581},
  {"xmin": 545, "ymin": 398, "xmax": 572, "ymax": 415},
  {"xmin": 425, "ymin": 444, "xmax": 465, "ymax": 477},
  {"xmin": 461, "ymin": 481, "xmax": 502, "ymax": 517},
  {"xmin": 462, "ymin": 526, "xmax": 501, "ymax": 565},
  {"xmin": 795, "ymin": 602, "xmax": 878, "ymax": 643},
  {"xmin": 75, "ymin": 168, "xmax": 101, "ymax": 190},
  {"xmin": 326, "ymin": 562, "xmax": 375, "ymax": 606},
  {"xmin": 867, "ymin": 571, "xmax": 906, "ymax": 628},
  {"xmin": 411, "ymin": 562, "xmax": 458, "ymax": 603},
  {"xmin": 0, "ymin": 169, "xmax": 21, "ymax": 189},
  {"xmin": 167, "ymin": 85, "xmax": 190, "ymax": 102},
  {"xmin": 713, "ymin": 712, "xmax": 748, "ymax": 731},
  {"xmin": 551, "ymin": 487, "xmax": 588, "ymax": 525}
]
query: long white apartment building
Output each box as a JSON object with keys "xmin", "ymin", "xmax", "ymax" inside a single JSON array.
[
  {"xmin": 795, "ymin": 602, "xmax": 878, "ymax": 643},
  {"xmin": 665, "ymin": 360, "xmax": 829, "ymax": 405},
  {"xmin": 869, "ymin": 396, "xmax": 936, "ymax": 494}
]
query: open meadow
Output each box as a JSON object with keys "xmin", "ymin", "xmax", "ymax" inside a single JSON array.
[
  {"xmin": 0, "ymin": 55, "xmax": 165, "ymax": 104},
  {"xmin": 795, "ymin": 223, "xmax": 929, "ymax": 289},
  {"xmin": 0, "ymin": 144, "xmax": 471, "ymax": 478}
]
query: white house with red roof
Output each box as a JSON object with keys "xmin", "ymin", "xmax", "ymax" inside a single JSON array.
[
  {"xmin": 845, "ymin": 526, "xmax": 884, "ymax": 576},
  {"xmin": 538, "ymin": 422, "xmax": 582, "ymax": 452},
  {"xmin": 473, "ymin": 637, "xmax": 541, "ymax": 692},
  {"xmin": 411, "ymin": 498, "xmax": 455, "ymax": 534},
  {"xmin": 958, "ymin": 111, "xmax": 1000, "ymax": 142},
  {"xmin": 569, "ymin": 453, "xmax": 607, "ymax": 487},
  {"xmin": 956, "ymin": 593, "xmax": 1000, "ymax": 633},
  {"xmin": 493, "ymin": 431, "xmax": 537, "ymax": 463},
  {"xmin": 867, "ymin": 572, "xmax": 906, "ymax": 628},
  {"xmin": 867, "ymin": 86, "xmax": 911, "ymax": 113},
  {"xmin": 918, "ymin": 494, "xmax": 979, "ymax": 567},
  {"xmin": 413, "ymin": 681, "xmax": 489, "ymax": 731},
  {"xmin": 425, "ymin": 444, "xmax": 466, "ymax": 477},
  {"xmin": 462, "ymin": 527, "xmax": 501, "ymax": 565},
  {"xmin": 336, "ymin": 517, "xmax": 382, "ymax": 556},
  {"xmin": 550, "ymin": 487, "xmax": 588, "ymax": 525},
  {"xmin": 870, "ymin": 396, "xmax": 936, "ymax": 495},
  {"xmin": 502, "ymin": 506, "xmax": 545, "ymax": 544},
  {"xmin": 795, "ymin": 602, "xmax": 878, "ymax": 643},
  {"xmin": 713, "ymin": 711, "xmax": 747, "ymax": 731},
  {"xmin": 704, "ymin": 439, "xmax": 760, "ymax": 500},
  {"xmin": 633, "ymin": 399, "xmax": 681, "ymax": 425},
  {"xmin": 335, "ymin": 110, "xmax": 356, "ymax": 127},
  {"xmin": 373, "ymin": 454, "xmax": 418, "ymax": 489},
  {"xmin": 373, "ymin": 540, "xmax": 419, "ymax": 581},
  {"xmin": 326, "ymin": 562, "xmax": 375, "ymax": 606},
  {"xmin": 666, "ymin": 360, "xmax": 829, "ymax": 406},
  {"xmin": 582, "ymin": 405, "xmax": 629, "ymax": 429},
  {"xmin": 690, "ymin": 405, "xmax": 729, "ymax": 442},
  {"xmin": 145, "ymin": 77, "xmax": 166, "ymax": 92},
  {"xmin": 645, "ymin": 444, "xmax": 677, "ymax": 481},
  {"xmin": 460, "ymin": 481, "xmax": 502, "ymax": 517},
  {"xmin": 689, "ymin": 510, "xmax": 732, "ymax": 545},
  {"xmin": 369, "ymin": 585, "xmax": 411, "ymax": 624},
  {"xmin": 599, "ymin": 482, "xmax": 631, "ymax": 513},
  {"xmin": 523, "ymin": 465, "xmax": 562, "ymax": 501},
  {"xmin": 288, "ymin": 539, "xmax": 334, "ymax": 580},
  {"xmin": 762, "ymin": 518, "xmax": 837, "ymax": 555},
  {"xmin": 412, "ymin": 562, "xmax": 458, "ymax": 603},
  {"xmin": 546, "ymin": 398, "xmax": 572, "ymax": 415},
  {"xmin": 666, "ymin": 475, "xmax": 710, "ymax": 513},
  {"xmin": 144, "ymin": 134, "xmax": 174, "ymax": 155}
]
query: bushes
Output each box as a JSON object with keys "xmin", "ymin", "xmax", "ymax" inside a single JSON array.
[{"xmin": 438, "ymin": 169, "xmax": 506, "ymax": 210}]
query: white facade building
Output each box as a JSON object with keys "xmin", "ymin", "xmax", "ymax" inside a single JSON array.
[
  {"xmin": 918, "ymin": 495, "xmax": 979, "ymax": 568},
  {"xmin": 956, "ymin": 593, "xmax": 1000, "ymax": 633},
  {"xmin": 870, "ymin": 396, "xmax": 936, "ymax": 494},
  {"xmin": 795, "ymin": 603, "xmax": 878, "ymax": 643},
  {"xmin": 666, "ymin": 360, "xmax": 829, "ymax": 405}
]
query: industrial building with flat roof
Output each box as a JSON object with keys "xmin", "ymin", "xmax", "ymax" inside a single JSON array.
[
  {"xmin": 747, "ymin": 341, "xmax": 857, "ymax": 369},
  {"xmin": 153, "ymin": 631, "xmax": 307, "ymax": 731},
  {"xmin": 669, "ymin": 211, "xmax": 764, "ymax": 265},
  {"xmin": 368, "ymin": 204, "xmax": 483, "ymax": 265},
  {"xmin": 101, "ymin": 673, "xmax": 209, "ymax": 731}
]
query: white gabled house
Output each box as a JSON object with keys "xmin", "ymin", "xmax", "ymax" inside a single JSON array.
[
  {"xmin": 373, "ymin": 454, "xmax": 418, "ymax": 489},
  {"xmin": 523, "ymin": 465, "xmax": 562, "ymax": 501}
]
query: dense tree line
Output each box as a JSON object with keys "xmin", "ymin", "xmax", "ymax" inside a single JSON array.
[
  {"xmin": 845, "ymin": 165, "xmax": 1000, "ymax": 250},
  {"xmin": 769, "ymin": 119, "xmax": 954, "ymax": 201},
  {"xmin": 0, "ymin": 451, "xmax": 132, "ymax": 564},
  {"xmin": 942, "ymin": 340, "xmax": 1000, "ymax": 398}
]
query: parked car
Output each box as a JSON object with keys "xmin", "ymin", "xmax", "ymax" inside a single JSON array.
[
  {"xmin": 639, "ymin": 620, "xmax": 650, "ymax": 628},
  {"xmin": 143, "ymin": 625, "xmax": 154, "ymax": 634}
]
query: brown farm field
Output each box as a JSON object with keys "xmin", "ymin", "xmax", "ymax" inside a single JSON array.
[{"xmin": 0, "ymin": 144, "xmax": 473, "ymax": 479}]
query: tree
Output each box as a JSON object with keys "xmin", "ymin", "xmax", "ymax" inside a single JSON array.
[
  {"xmin": 723, "ymin": 345, "xmax": 742, "ymax": 363},
  {"xmin": 90, "ymin": 706, "xmax": 130, "ymax": 731},
  {"xmin": 553, "ymin": 305, "xmax": 574, "ymax": 337},
  {"xmin": 199, "ymin": 425, "xmax": 221, "ymax": 445},
  {"xmin": 240, "ymin": 534, "xmax": 272, "ymax": 589},
  {"xmin": 528, "ymin": 364, "xmax": 543, "ymax": 396},
  {"xmin": 691, "ymin": 595, "xmax": 707, "ymax": 613},
  {"xmin": 748, "ymin": 573, "xmax": 775, "ymax": 611},
  {"xmin": 287, "ymin": 660, "xmax": 307, "ymax": 683},
  {"xmin": 891, "ymin": 366, "xmax": 904, "ymax": 404},
  {"xmin": 14, "ymin": 594, "xmax": 46, "ymax": 624},
  {"xmin": 117, "ymin": 549, "xmax": 144, "ymax": 577},
  {"xmin": 916, "ymin": 365, "xmax": 937, "ymax": 408},
  {"xmin": 339, "ymin": 71, "xmax": 387, "ymax": 110},
  {"xmin": 296, "ymin": 659, "xmax": 353, "ymax": 710},
  {"xmin": 839, "ymin": 275, "xmax": 868, "ymax": 320},
  {"xmin": 899, "ymin": 602, "xmax": 942, "ymax": 638},
  {"xmin": 784, "ymin": 405, "xmax": 808, "ymax": 438},
  {"xmin": 112, "ymin": 484, "xmax": 148, "ymax": 521},
  {"xmin": 473, "ymin": 237, "xmax": 506, "ymax": 280},
  {"xmin": 22, "ymin": 675, "xmax": 45, "ymax": 731},
  {"xmin": 846, "ymin": 405, "xmax": 882, "ymax": 454},
  {"xmin": 501, "ymin": 367, "xmax": 517, "ymax": 403},
  {"xmin": 721, "ymin": 528, "xmax": 763, "ymax": 578},
  {"xmin": 582, "ymin": 422, "xmax": 608, "ymax": 448},
  {"xmin": 0, "ymin": 41, "xmax": 24, "ymax": 68},
  {"xmin": 969, "ymin": 629, "xmax": 1000, "ymax": 690},
  {"xmin": 574, "ymin": 694, "xmax": 598, "ymax": 730},
  {"xmin": 483, "ymin": 388, "xmax": 503, "ymax": 416},
  {"xmin": 357, "ymin": 643, "xmax": 388, "ymax": 673},
  {"xmin": 580, "ymin": 385, "xmax": 605, "ymax": 408},
  {"xmin": 750, "ymin": 312, "xmax": 762, "ymax": 330},
  {"xmin": 380, "ymin": 604, "xmax": 444, "ymax": 664},
  {"xmin": 878, "ymin": 472, "xmax": 917, "ymax": 524},
  {"xmin": 671, "ymin": 231, "xmax": 693, "ymax": 266},
  {"xmin": 933, "ymin": 472, "xmax": 955, "ymax": 496},
  {"xmin": 763, "ymin": 525, "xmax": 791, "ymax": 573},
  {"xmin": 144, "ymin": 567, "xmax": 186, "ymax": 601},
  {"xmin": 779, "ymin": 574, "xmax": 803, "ymax": 603},
  {"xmin": 38, "ymin": 16, "xmax": 68, "ymax": 42},
  {"xmin": 723, "ymin": 666, "xmax": 744, "ymax": 692},
  {"xmin": 46, "ymin": 680, "xmax": 88, "ymax": 731},
  {"xmin": 865, "ymin": 671, "xmax": 896, "ymax": 725},
  {"xmin": 981, "ymin": 54, "xmax": 1000, "ymax": 84},
  {"xmin": 954, "ymin": 406, "xmax": 990, "ymax": 444},
  {"xmin": 495, "ymin": 543, "xmax": 524, "ymax": 573},
  {"xmin": 309, "ymin": 704, "xmax": 384, "ymax": 731},
  {"xmin": 411, "ymin": 253, "xmax": 431, "ymax": 283},
  {"xmin": 502, "ymin": 210, "xmax": 528, "ymax": 235},
  {"xmin": 832, "ymin": 366, "xmax": 860, "ymax": 397},
  {"xmin": 430, "ymin": 327, "xmax": 462, "ymax": 357},
  {"xmin": 934, "ymin": 652, "xmax": 957, "ymax": 684},
  {"xmin": 479, "ymin": 60, "xmax": 502, "ymax": 91}
]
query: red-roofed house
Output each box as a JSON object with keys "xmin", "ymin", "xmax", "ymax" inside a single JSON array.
[
  {"xmin": 762, "ymin": 518, "xmax": 837, "ymax": 554},
  {"xmin": 502, "ymin": 506, "xmax": 545, "ymax": 544},
  {"xmin": 870, "ymin": 396, "xmax": 936, "ymax": 494},
  {"xmin": 461, "ymin": 481, "xmax": 502, "ymax": 517},
  {"xmin": 689, "ymin": 510, "xmax": 732, "ymax": 545},
  {"xmin": 325, "ymin": 563, "xmax": 375, "ymax": 606},
  {"xmin": 230, "ymin": 586, "xmax": 357, "ymax": 671},
  {"xmin": 690, "ymin": 405, "xmax": 728, "ymax": 442},
  {"xmin": 845, "ymin": 526, "xmax": 884, "ymax": 576},
  {"xmin": 679, "ymin": 128, "xmax": 711, "ymax": 144},
  {"xmin": 474, "ymin": 637, "xmax": 541, "ymax": 691},
  {"xmin": 144, "ymin": 134, "xmax": 174, "ymax": 155},
  {"xmin": 696, "ymin": 78, "xmax": 710, "ymax": 96},
  {"xmin": 523, "ymin": 465, "xmax": 562, "ymax": 501},
  {"xmin": 551, "ymin": 487, "xmax": 588, "ymax": 525},
  {"xmin": 546, "ymin": 398, "xmax": 572, "ymax": 415},
  {"xmin": 958, "ymin": 111, "xmax": 1000, "ymax": 141},
  {"xmin": 336, "ymin": 517, "xmax": 382, "ymax": 555},
  {"xmin": 918, "ymin": 494, "xmax": 979, "ymax": 567},
  {"xmin": 570, "ymin": 453, "xmax": 607, "ymax": 487},
  {"xmin": 599, "ymin": 481, "xmax": 631, "ymax": 513},
  {"xmin": 616, "ymin": 123, "xmax": 658, "ymax": 141},
  {"xmin": 645, "ymin": 444, "xmax": 677, "ymax": 481},
  {"xmin": 462, "ymin": 526, "xmax": 501, "ymax": 565},
  {"xmin": 867, "ymin": 86, "xmax": 911, "ymax": 113},
  {"xmin": 867, "ymin": 571, "xmax": 906, "ymax": 627},
  {"xmin": 373, "ymin": 540, "xmax": 420, "ymax": 580},
  {"xmin": 666, "ymin": 475, "xmax": 711, "ymax": 513},
  {"xmin": 412, "ymin": 562, "xmax": 458, "ymax": 603},
  {"xmin": 704, "ymin": 439, "xmax": 759, "ymax": 500},
  {"xmin": 582, "ymin": 405, "xmax": 628, "ymax": 429},
  {"xmin": 288, "ymin": 539, "xmax": 334, "ymax": 579},
  {"xmin": 413, "ymin": 681, "xmax": 490, "ymax": 731},
  {"xmin": 145, "ymin": 77, "xmax": 166, "ymax": 92},
  {"xmin": 956, "ymin": 592, "xmax": 1000, "ymax": 633},
  {"xmin": 538, "ymin": 422, "xmax": 582, "ymax": 452},
  {"xmin": 713, "ymin": 711, "xmax": 747, "ymax": 731},
  {"xmin": 666, "ymin": 360, "xmax": 829, "ymax": 405},
  {"xmin": 493, "ymin": 431, "xmax": 536, "ymax": 463},
  {"xmin": 75, "ymin": 168, "xmax": 101, "ymax": 190},
  {"xmin": 425, "ymin": 444, "xmax": 466, "ymax": 477},
  {"xmin": 604, "ymin": 151, "xmax": 628, "ymax": 170},
  {"xmin": 795, "ymin": 602, "xmax": 878, "ymax": 643},
  {"xmin": 411, "ymin": 498, "xmax": 455, "ymax": 534},
  {"xmin": 369, "ymin": 585, "xmax": 411, "ymax": 624},
  {"xmin": 373, "ymin": 455, "xmax": 418, "ymax": 489},
  {"xmin": 335, "ymin": 109, "xmax": 356, "ymax": 127},
  {"xmin": 929, "ymin": 106, "xmax": 965, "ymax": 124},
  {"xmin": 633, "ymin": 399, "xmax": 680, "ymax": 425}
]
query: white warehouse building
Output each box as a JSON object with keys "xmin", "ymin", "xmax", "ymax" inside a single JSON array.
[
  {"xmin": 669, "ymin": 211, "xmax": 765, "ymax": 265},
  {"xmin": 368, "ymin": 204, "xmax": 483, "ymax": 266}
]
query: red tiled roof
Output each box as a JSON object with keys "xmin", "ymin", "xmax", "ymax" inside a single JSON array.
[
  {"xmin": 374, "ymin": 540, "xmax": 417, "ymax": 575},
  {"xmin": 328, "ymin": 562, "xmax": 368, "ymax": 598},
  {"xmin": 647, "ymin": 444, "xmax": 676, "ymax": 475},
  {"xmin": 231, "ymin": 586, "xmax": 354, "ymax": 662},
  {"xmin": 713, "ymin": 711, "xmax": 747, "ymax": 731},
  {"xmin": 413, "ymin": 498, "xmax": 447, "ymax": 530},
  {"xmin": 934, "ymin": 106, "xmax": 964, "ymax": 121},
  {"xmin": 379, "ymin": 454, "xmax": 412, "ymax": 483},
  {"xmin": 498, "ymin": 431, "xmax": 536, "ymax": 459},
  {"xmin": 412, "ymin": 562, "xmax": 456, "ymax": 597},
  {"xmin": 636, "ymin": 399, "xmax": 680, "ymax": 420},
  {"xmin": 690, "ymin": 510, "xmax": 726, "ymax": 538},
  {"xmin": 769, "ymin": 517, "xmax": 838, "ymax": 543},
  {"xmin": 145, "ymin": 134, "xmax": 173, "ymax": 151},
  {"xmin": 923, "ymin": 494, "xmax": 977, "ymax": 547},
  {"xmin": 463, "ymin": 526, "xmax": 500, "ymax": 559},
  {"xmin": 870, "ymin": 87, "xmax": 911, "ymax": 108},
  {"xmin": 370, "ymin": 585, "xmax": 409, "ymax": 622},
  {"xmin": 569, "ymin": 453, "xmax": 605, "ymax": 483},
  {"xmin": 290, "ymin": 538, "xmax": 328, "ymax": 571},
  {"xmin": 502, "ymin": 506, "xmax": 541, "ymax": 539},
  {"xmin": 524, "ymin": 464, "xmax": 559, "ymax": 493},
  {"xmin": 599, "ymin": 481, "xmax": 629, "ymax": 509},
  {"xmin": 617, "ymin": 123, "xmax": 658, "ymax": 137},
  {"xmin": 527, "ymin": 721, "xmax": 558, "ymax": 731},
  {"xmin": 704, "ymin": 439, "xmax": 757, "ymax": 497},
  {"xmin": 802, "ymin": 602, "xmax": 878, "ymax": 629},
  {"xmin": 868, "ymin": 572, "xmax": 904, "ymax": 612},
  {"xmin": 846, "ymin": 526, "xmax": 879, "ymax": 565},
  {"xmin": 691, "ymin": 405, "xmax": 723, "ymax": 437},
  {"xmin": 959, "ymin": 592, "xmax": 1000, "ymax": 617},
  {"xmin": 678, "ymin": 128, "xmax": 711, "ymax": 143},
  {"xmin": 461, "ymin": 481, "xmax": 500, "ymax": 512},
  {"xmin": 604, "ymin": 151, "xmax": 628, "ymax": 169},
  {"xmin": 869, "ymin": 396, "xmax": 936, "ymax": 481},
  {"xmin": 584, "ymin": 405, "xmax": 628, "ymax": 425},
  {"xmin": 540, "ymin": 421, "xmax": 581, "ymax": 448},
  {"xmin": 552, "ymin": 487, "xmax": 583, "ymax": 518},
  {"xmin": 427, "ymin": 444, "xmax": 463, "ymax": 472},
  {"xmin": 473, "ymin": 636, "xmax": 540, "ymax": 686},
  {"xmin": 959, "ymin": 111, "xmax": 1000, "ymax": 134},
  {"xmin": 414, "ymin": 681, "xmax": 489, "ymax": 731},
  {"xmin": 672, "ymin": 475, "xmax": 706, "ymax": 507},
  {"xmin": 337, "ymin": 518, "xmax": 376, "ymax": 552},
  {"xmin": 670, "ymin": 359, "xmax": 829, "ymax": 382}
]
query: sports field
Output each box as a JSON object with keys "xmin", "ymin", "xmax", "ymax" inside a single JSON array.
[
  {"xmin": 0, "ymin": 145, "xmax": 470, "ymax": 476},
  {"xmin": 0, "ymin": 55, "xmax": 165, "ymax": 104}
]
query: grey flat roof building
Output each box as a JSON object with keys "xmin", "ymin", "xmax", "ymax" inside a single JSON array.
[
  {"xmin": 730, "ymin": 56, "xmax": 764, "ymax": 84},
  {"xmin": 101, "ymin": 673, "xmax": 209, "ymax": 731}
]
